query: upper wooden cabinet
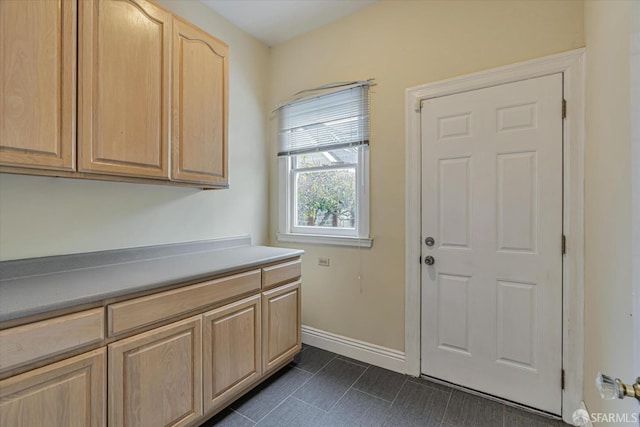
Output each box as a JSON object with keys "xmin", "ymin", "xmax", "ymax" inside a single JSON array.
[
  {"xmin": 172, "ymin": 18, "xmax": 229, "ymax": 186},
  {"xmin": 1, "ymin": 0, "xmax": 229, "ymax": 188},
  {"xmin": 78, "ymin": 0, "xmax": 171, "ymax": 179},
  {"xmin": 0, "ymin": 0, "xmax": 76, "ymax": 171}
]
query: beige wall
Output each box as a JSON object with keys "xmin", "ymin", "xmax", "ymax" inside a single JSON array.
[
  {"xmin": 269, "ymin": 0, "xmax": 584, "ymax": 351},
  {"xmin": 0, "ymin": 1, "xmax": 270, "ymax": 261},
  {"xmin": 584, "ymin": 0, "xmax": 637, "ymax": 418}
]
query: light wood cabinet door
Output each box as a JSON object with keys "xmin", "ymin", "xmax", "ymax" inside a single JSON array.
[
  {"xmin": 79, "ymin": 0, "xmax": 171, "ymax": 178},
  {"xmin": 171, "ymin": 17, "xmax": 228, "ymax": 186},
  {"xmin": 0, "ymin": 0, "xmax": 76, "ymax": 170},
  {"xmin": 262, "ymin": 281, "xmax": 302, "ymax": 373},
  {"xmin": 0, "ymin": 348, "xmax": 106, "ymax": 427},
  {"xmin": 108, "ymin": 316, "xmax": 202, "ymax": 427},
  {"xmin": 203, "ymin": 294, "xmax": 261, "ymax": 413}
]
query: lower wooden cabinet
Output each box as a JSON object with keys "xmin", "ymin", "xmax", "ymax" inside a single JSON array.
[
  {"xmin": 0, "ymin": 348, "xmax": 106, "ymax": 427},
  {"xmin": 262, "ymin": 281, "xmax": 302, "ymax": 374},
  {"xmin": 108, "ymin": 317, "xmax": 202, "ymax": 427},
  {"xmin": 1, "ymin": 258, "xmax": 302, "ymax": 427},
  {"xmin": 203, "ymin": 294, "xmax": 261, "ymax": 413}
]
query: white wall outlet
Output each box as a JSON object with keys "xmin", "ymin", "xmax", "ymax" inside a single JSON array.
[{"xmin": 318, "ymin": 257, "xmax": 330, "ymax": 267}]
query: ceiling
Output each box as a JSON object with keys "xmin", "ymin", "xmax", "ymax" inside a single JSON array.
[{"xmin": 201, "ymin": 0, "xmax": 378, "ymax": 47}]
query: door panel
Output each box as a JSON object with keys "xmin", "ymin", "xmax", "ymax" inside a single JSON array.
[
  {"xmin": 0, "ymin": 349, "xmax": 105, "ymax": 427},
  {"xmin": 439, "ymin": 157, "xmax": 472, "ymax": 249},
  {"xmin": 437, "ymin": 273, "xmax": 471, "ymax": 354},
  {"xmin": 421, "ymin": 74, "xmax": 563, "ymax": 414},
  {"xmin": 262, "ymin": 281, "xmax": 301, "ymax": 374},
  {"xmin": 172, "ymin": 18, "xmax": 228, "ymax": 185},
  {"xmin": 496, "ymin": 280, "xmax": 537, "ymax": 369},
  {"xmin": 79, "ymin": 0, "xmax": 170, "ymax": 178},
  {"xmin": 0, "ymin": 0, "xmax": 76, "ymax": 170},
  {"xmin": 497, "ymin": 152, "xmax": 538, "ymax": 252},
  {"xmin": 203, "ymin": 295, "xmax": 261, "ymax": 413},
  {"xmin": 108, "ymin": 317, "xmax": 202, "ymax": 427}
]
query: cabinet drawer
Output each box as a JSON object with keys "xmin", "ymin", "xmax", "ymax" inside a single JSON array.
[
  {"xmin": 108, "ymin": 270, "xmax": 261, "ymax": 336},
  {"xmin": 0, "ymin": 308, "xmax": 104, "ymax": 373},
  {"xmin": 262, "ymin": 259, "xmax": 301, "ymax": 290}
]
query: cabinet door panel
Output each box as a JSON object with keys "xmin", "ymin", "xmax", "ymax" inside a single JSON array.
[
  {"xmin": 0, "ymin": 348, "xmax": 106, "ymax": 427},
  {"xmin": 109, "ymin": 317, "xmax": 202, "ymax": 427},
  {"xmin": 79, "ymin": 0, "xmax": 170, "ymax": 178},
  {"xmin": 203, "ymin": 294, "xmax": 261, "ymax": 413},
  {"xmin": 262, "ymin": 281, "xmax": 301, "ymax": 373},
  {"xmin": 0, "ymin": 0, "xmax": 76, "ymax": 170},
  {"xmin": 172, "ymin": 18, "xmax": 228, "ymax": 186}
]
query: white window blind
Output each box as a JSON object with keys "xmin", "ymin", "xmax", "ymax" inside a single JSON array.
[{"xmin": 277, "ymin": 83, "xmax": 371, "ymax": 157}]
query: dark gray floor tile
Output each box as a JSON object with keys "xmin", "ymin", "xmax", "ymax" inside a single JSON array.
[
  {"xmin": 294, "ymin": 358, "xmax": 366, "ymax": 411},
  {"xmin": 352, "ymin": 365, "xmax": 406, "ymax": 402},
  {"xmin": 442, "ymin": 390, "xmax": 505, "ymax": 427},
  {"xmin": 335, "ymin": 354, "xmax": 370, "ymax": 368},
  {"xmin": 208, "ymin": 346, "xmax": 569, "ymax": 427},
  {"xmin": 504, "ymin": 406, "xmax": 569, "ymax": 427},
  {"xmin": 256, "ymin": 397, "xmax": 325, "ymax": 427},
  {"xmin": 199, "ymin": 408, "xmax": 255, "ymax": 426},
  {"xmin": 231, "ymin": 366, "xmax": 312, "ymax": 421},
  {"xmin": 290, "ymin": 346, "xmax": 336, "ymax": 373},
  {"xmin": 384, "ymin": 380, "xmax": 451, "ymax": 427},
  {"xmin": 320, "ymin": 389, "xmax": 391, "ymax": 427},
  {"xmin": 406, "ymin": 375, "xmax": 456, "ymax": 393}
]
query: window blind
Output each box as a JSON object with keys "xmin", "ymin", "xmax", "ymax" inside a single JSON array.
[{"xmin": 277, "ymin": 83, "xmax": 370, "ymax": 157}]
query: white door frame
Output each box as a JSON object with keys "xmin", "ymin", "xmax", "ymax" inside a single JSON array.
[
  {"xmin": 631, "ymin": 31, "xmax": 640, "ymax": 379},
  {"xmin": 404, "ymin": 49, "xmax": 585, "ymax": 423}
]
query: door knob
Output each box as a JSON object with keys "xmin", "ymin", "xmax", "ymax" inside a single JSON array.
[
  {"xmin": 596, "ymin": 372, "xmax": 640, "ymax": 402},
  {"xmin": 425, "ymin": 237, "xmax": 435, "ymax": 246},
  {"xmin": 424, "ymin": 256, "xmax": 435, "ymax": 265}
]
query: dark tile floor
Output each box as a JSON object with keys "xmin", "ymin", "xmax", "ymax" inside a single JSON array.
[{"xmin": 200, "ymin": 345, "xmax": 570, "ymax": 427}]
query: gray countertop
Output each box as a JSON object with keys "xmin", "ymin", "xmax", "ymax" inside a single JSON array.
[{"xmin": 0, "ymin": 237, "xmax": 303, "ymax": 323}]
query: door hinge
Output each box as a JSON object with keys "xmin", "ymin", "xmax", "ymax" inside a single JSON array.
[
  {"xmin": 562, "ymin": 99, "xmax": 567, "ymax": 119},
  {"xmin": 562, "ymin": 234, "xmax": 567, "ymax": 255},
  {"xmin": 561, "ymin": 369, "xmax": 565, "ymax": 390}
]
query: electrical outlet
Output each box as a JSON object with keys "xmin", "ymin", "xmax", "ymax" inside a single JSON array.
[{"xmin": 318, "ymin": 257, "xmax": 330, "ymax": 267}]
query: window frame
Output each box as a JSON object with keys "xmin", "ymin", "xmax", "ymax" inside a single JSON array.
[{"xmin": 277, "ymin": 146, "xmax": 372, "ymax": 248}]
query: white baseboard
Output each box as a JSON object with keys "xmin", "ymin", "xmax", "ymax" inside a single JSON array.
[{"xmin": 301, "ymin": 325, "xmax": 406, "ymax": 374}]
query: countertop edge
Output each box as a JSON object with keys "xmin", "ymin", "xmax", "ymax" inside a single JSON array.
[{"xmin": 0, "ymin": 245, "xmax": 304, "ymax": 324}]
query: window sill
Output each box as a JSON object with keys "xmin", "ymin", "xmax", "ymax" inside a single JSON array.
[{"xmin": 277, "ymin": 233, "xmax": 373, "ymax": 248}]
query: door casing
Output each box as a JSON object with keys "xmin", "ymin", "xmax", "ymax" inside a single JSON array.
[{"xmin": 404, "ymin": 48, "xmax": 585, "ymax": 424}]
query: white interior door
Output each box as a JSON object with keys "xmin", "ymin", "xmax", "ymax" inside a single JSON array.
[{"xmin": 420, "ymin": 74, "xmax": 563, "ymax": 414}]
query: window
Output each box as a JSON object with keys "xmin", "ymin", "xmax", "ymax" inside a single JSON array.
[{"xmin": 277, "ymin": 82, "xmax": 372, "ymax": 247}]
